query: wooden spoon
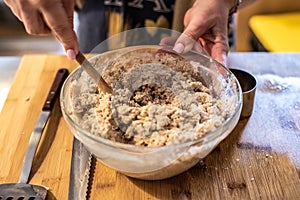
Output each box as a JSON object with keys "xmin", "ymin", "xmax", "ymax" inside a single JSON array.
[{"xmin": 76, "ymin": 51, "xmax": 112, "ymax": 94}]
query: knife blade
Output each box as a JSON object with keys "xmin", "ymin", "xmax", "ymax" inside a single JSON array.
[
  {"xmin": 68, "ymin": 138, "xmax": 92, "ymax": 200},
  {"xmin": 18, "ymin": 68, "xmax": 69, "ymax": 183}
]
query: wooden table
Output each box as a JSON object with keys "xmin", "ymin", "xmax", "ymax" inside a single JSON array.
[{"xmin": 0, "ymin": 53, "xmax": 300, "ymax": 199}]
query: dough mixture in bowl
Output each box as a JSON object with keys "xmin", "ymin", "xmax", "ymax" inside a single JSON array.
[{"xmin": 69, "ymin": 47, "xmax": 230, "ymax": 147}]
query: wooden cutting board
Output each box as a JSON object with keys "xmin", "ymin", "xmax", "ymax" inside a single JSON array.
[{"xmin": 0, "ymin": 54, "xmax": 300, "ymax": 200}]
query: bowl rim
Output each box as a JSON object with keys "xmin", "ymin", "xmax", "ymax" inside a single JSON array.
[{"xmin": 60, "ymin": 45, "xmax": 243, "ymax": 151}]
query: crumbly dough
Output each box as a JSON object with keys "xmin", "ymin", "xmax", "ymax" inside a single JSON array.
[{"xmin": 70, "ymin": 47, "xmax": 227, "ymax": 147}]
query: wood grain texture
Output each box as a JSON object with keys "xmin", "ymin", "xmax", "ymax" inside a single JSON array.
[
  {"xmin": 1, "ymin": 53, "xmax": 300, "ymax": 200},
  {"xmin": 0, "ymin": 55, "xmax": 77, "ymax": 199}
]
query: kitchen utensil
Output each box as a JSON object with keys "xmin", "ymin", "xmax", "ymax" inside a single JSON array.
[
  {"xmin": 68, "ymin": 138, "xmax": 92, "ymax": 200},
  {"xmin": 229, "ymin": 68, "xmax": 257, "ymax": 119},
  {"xmin": 76, "ymin": 51, "xmax": 112, "ymax": 94},
  {"xmin": 0, "ymin": 68, "xmax": 69, "ymax": 199}
]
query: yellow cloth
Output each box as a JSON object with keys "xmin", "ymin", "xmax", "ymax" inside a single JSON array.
[{"xmin": 249, "ymin": 12, "xmax": 300, "ymax": 52}]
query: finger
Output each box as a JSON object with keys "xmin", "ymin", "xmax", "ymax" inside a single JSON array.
[
  {"xmin": 21, "ymin": 11, "xmax": 51, "ymax": 35},
  {"xmin": 4, "ymin": 0, "xmax": 51, "ymax": 35},
  {"xmin": 209, "ymin": 40, "xmax": 229, "ymax": 66},
  {"xmin": 212, "ymin": 47, "xmax": 228, "ymax": 67},
  {"xmin": 66, "ymin": 49, "xmax": 77, "ymax": 60},
  {"xmin": 40, "ymin": 2, "xmax": 78, "ymax": 53},
  {"xmin": 173, "ymin": 33, "xmax": 196, "ymax": 54},
  {"xmin": 189, "ymin": 38, "xmax": 210, "ymax": 56},
  {"xmin": 4, "ymin": 0, "xmax": 23, "ymax": 21},
  {"xmin": 61, "ymin": 0, "xmax": 79, "ymax": 59},
  {"xmin": 159, "ymin": 36, "xmax": 177, "ymax": 46},
  {"xmin": 174, "ymin": 13, "xmax": 211, "ymax": 54},
  {"xmin": 62, "ymin": 0, "xmax": 75, "ymax": 27}
]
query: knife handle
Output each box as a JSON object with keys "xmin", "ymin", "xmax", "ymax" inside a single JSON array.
[{"xmin": 42, "ymin": 68, "xmax": 69, "ymax": 111}]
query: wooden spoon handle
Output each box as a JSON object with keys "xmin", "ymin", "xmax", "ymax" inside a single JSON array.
[{"xmin": 76, "ymin": 51, "xmax": 112, "ymax": 94}]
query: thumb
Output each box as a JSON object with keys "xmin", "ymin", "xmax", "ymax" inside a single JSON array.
[
  {"xmin": 172, "ymin": 33, "xmax": 196, "ymax": 54},
  {"xmin": 173, "ymin": 31, "xmax": 211, "ymax": 56},
  {"xmin": 173, "ymin": 10, "xmax": 207, "ymax": 54}
]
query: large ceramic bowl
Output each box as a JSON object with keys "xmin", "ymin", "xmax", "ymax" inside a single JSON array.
[{"xmin": 60, "ymin": 45, "xmax": 242, "ymax": 180}]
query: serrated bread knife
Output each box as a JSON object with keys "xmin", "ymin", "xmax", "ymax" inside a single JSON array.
[{"xmin": 68, "ymin": 138, "xmax": 92, "ymax": 200}]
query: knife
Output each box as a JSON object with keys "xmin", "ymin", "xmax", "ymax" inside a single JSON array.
[
  {"xmin": 19, "ymin": 68, "xmax": 69, "ymax": 183},
  {"xmin": 68, "ymin": 138, "xmax": 92, "ymax": 200}
]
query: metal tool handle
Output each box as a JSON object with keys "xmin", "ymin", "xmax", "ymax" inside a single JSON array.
[{"xmin": 19, "ymin": 68, "xmax": 69, "ymax": 184}]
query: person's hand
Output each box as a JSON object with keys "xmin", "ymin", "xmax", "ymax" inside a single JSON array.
[
  {"xmin": 4, "ymin": 0, "xmax": 78, "ymax": 60},
  {"xmin": 172, "ymin": 0, "xmax": 236, "ymax": 66}
]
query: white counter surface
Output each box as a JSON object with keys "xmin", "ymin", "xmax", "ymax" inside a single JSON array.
[{"xmin": 0, "ymin": 56, "xmax": 21, "ymax": 112}]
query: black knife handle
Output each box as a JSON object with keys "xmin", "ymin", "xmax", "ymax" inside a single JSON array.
[{"xmin": 42, "ymin": 68, "xmax": 69, "ymax": 111}]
